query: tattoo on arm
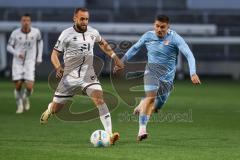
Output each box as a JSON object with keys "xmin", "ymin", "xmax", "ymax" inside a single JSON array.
[{"xmin": 98, "ymin": 40, "xmax": 104, "ymax": 46}]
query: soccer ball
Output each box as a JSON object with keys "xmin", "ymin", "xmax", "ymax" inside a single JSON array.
[{"xmin": 90, "ymin": 130, "xmax": 110, "ymax": 147}]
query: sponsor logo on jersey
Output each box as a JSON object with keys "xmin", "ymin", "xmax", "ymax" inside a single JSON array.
[
  {"xmin": 73, "ymin": 37, "xmax": 77, "ymax": 41},
  {"xmin": 90, "ymin": 75, "xmax": 95, "ymax": 80}
]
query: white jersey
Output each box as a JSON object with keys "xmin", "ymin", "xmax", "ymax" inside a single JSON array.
[
  {"xmin": 53, "ymin": 26, "xmax": 103, "ymax": 103},
  {"xmin": 54, "ymin": 26, "xmax": 102, "ymax": 77},
  {"xmin": 7, "ymin": 27, "xmax": 43, "ymax": 64},
  {"xmin": 7, "ymin": 27, "xmax": 43, "ymax": 81}
]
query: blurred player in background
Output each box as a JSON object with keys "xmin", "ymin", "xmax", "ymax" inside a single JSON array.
[
  {"xmin": 119, "ymin": 15, "xmax": 201, "ymax": 142},
  {"xmin": 40, "ymin": 8, "xmax": 124, "ymax": 145},
  {"xmin": 7, "ymin": 13, "xmax": 43, "ymax": 114}
]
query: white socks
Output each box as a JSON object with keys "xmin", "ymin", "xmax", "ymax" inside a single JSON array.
[
  {"xmin": 139, "ymin": 113, "xmax": 150, "ymax": 135},
  {"xmin": 14, "ymin": 89, "xmax": 23, "ymax": 108},
  {"xmin": 47, "ymin": 103, "xmax": 53, "ymax": 114},
  {"xmin": 22, "ymin": 89, "xmax": 33, "ymax": 99},
  {"xmin": 98, "ymin": 103, "xmax": 112, "ymax": 135}
]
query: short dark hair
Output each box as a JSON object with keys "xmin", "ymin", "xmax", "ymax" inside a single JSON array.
[
  {"xmin": 74, "ymin": 7, "xmax": 88, "ymax": 14},
  {"xmin": 22, "ymin": 13, "xmax": 31, "ymax": 18},
  {"xmin": 155, "ymin": 15, "xmax": 169, "ymax": 23}
]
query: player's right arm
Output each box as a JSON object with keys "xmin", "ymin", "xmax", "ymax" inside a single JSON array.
[
  {"xmin": 121, "ymin": 33, "xmax": 147, "ymax": 63},
  {"xmin": 7, "ymin": 31, "xmax": 24, "ymax": 59},
  {"xmin": 52, "ymin": 31, "xmax": 66, "ymax": 79},
  {"xmin": 51, "ymin": 50, "xmax": 63, "ymax": 79}
]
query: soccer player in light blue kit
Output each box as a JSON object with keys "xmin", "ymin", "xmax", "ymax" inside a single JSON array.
[{"xmin": 119, "ymin": 15, "xmax": 201, "ymax": 142}]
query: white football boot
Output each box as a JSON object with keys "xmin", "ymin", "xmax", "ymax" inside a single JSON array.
[
  {"xmin": 23, "ymin": 97, "xmax": 30, "ymax": 111},
  {"xmin": 40, "ymin": 104, "xmax": 52, "ymax": 124},
  {"xmin": 16, "ymin": 105, "xmax": 24, "ymax": 114}
]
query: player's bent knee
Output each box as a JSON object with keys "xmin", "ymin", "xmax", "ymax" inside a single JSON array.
[
  {"xmin": 14, "ymin": 81, "xmax": 23, "ymax": 90},
  {"xmin": 25, "ymin": 83, "xmax": 34, "ymax": 90},
  {"xmin": 90, "ymin": 93, "xmax": 105, "ymax": 106},
  {"xmin": 94, "ymin": 98, "xmax": 105, "ymax": 106},
  {"xmin": 85, "ymin": 84, "xmax": 103, "ymax": 97},
  {"xmin": 26, "ymin": 86, "xmax": 33, "ymax": 91},
  {"xmin": 145, "ymin": 97, "xmax": 155, "ymax": 104},
  {"xmin": 85, "ymin": 84, "xmax": 104, "ymax": 106}
]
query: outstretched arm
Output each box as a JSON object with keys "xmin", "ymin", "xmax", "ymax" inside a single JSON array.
[
  {"xmin": 121, "ymin": 34, "xmax": 146, "ymax": 63},
  {"xmin": 98, "ymin": 38, "xmax": 124, "ymax": 71},
  {"xmin": 175, "ymin": 34, "xmax": 201, "ymax": 84}
]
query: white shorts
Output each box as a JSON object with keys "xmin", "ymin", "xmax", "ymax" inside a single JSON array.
[
  {"xmin": 53, "ymin": 68, "xmax": 102, "ymax": 104},
  {"xmin": 12, "ymin": 61, "xmax": 35, "ymax": 81}
]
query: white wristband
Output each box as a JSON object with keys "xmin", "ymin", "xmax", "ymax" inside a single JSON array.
[{"xmin": 111, "ymin": 53, "xmax": 116, "ymax": 58}]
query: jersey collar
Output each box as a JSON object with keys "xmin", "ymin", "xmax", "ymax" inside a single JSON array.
[
  {"xmin": 73, "ymin": 25, "xmax": 87, "ymax": 33},
  {"xmin": 21, "ymin": 28, "xmax": 31, "ymax": 34}
]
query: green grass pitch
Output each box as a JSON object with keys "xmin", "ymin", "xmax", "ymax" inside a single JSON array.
[{"xmin": 0, "ymin": 78, "xmax": 239, "ymax": 160}]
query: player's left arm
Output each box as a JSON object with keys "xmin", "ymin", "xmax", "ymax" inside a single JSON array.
[
  {"xmin": 175, "ymin": 34, "xmax": 201, "ymax": 85},
  {"xmin": 98, "ymin": 38, "xmax": 124, "ymax": 72},
  {"xmin": 36, "ymin": 29, "xmax": 43, "ymax": 64}
]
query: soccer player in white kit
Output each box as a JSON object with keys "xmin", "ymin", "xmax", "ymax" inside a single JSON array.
[
  {"xmin": 40, "ymin": 8, "xmax": 124, "ymax": 145},
  {"xmin": 7, "ymin": 14, "xmax": 43, "ymax": 114}
]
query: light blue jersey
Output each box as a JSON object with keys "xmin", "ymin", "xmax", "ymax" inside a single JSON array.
[{"xmin": 122, "ymin": 30, "xmax": 196, "ymax": 82}]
